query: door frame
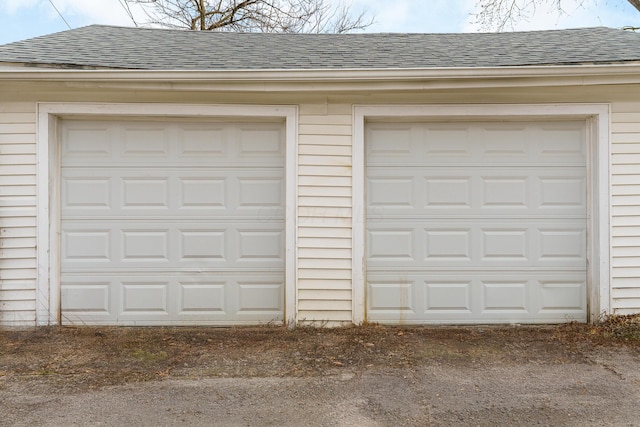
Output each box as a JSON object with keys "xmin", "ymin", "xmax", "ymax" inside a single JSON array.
[
  {"xmin": 352, "ymin": 103, "xmax": 610, "ymax": 324},
  {"xmin": 36, "ymin": 102, "xmax": 298, "ymax": 326}
]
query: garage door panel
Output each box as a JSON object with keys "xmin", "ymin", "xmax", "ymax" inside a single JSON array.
[
  {"xmin": 425, "ymin": 176, "xmax": 472, "ymax": 208},
  {"xmin": 122, "ymin": 229, "xmax": 169, "ymax": 261},
  {"xmin": 365, "ymin": 124, "xmax": 419, "ymax": 159},
  {"xmin": 62, "ymin": 221, "xmax": 284, "ymax": 269},
  {"xmin": 368, "ymin": 281, "xmax": 415, "ymax": 312},
  {"xmin": 122, "ymin": 178, "xmax": 169, "ymax": 208},
  {"xmin": 237, "ymin": 126, "xmax": 284, "ymax": 158},
  {"xmin": 538, "ymin": 125, "xmax": 586, "ymax": 159},
  {"xmin": 61, "ymin": 274, "xmax": 284, "ymax": 324},
  {"xmin": 538, "ymin": 176, "xmax": 586, "ymax": 209},
  {"xmin": 424, "ymin": 229, "xmax": 472, "ymax": 261},
  {"xmin": 179, "ymin": 122, "xmax": 286, "ymax": 162},
  {"xmin": 367, "ymin": 272, "xmax": 587, "ymax": 323},
  {"xmin": 481, "ymin": 177, "xmax": 528, "ymax": 208},
  {"xmin": 62, "ymin": 124, "xmax": 114, "ymax": 159},
  {"xmin": 62, "ymin": 169, "xmax": 283, "ymax": 217},
  {"xmin": 121, "ymin": 126, "xmax": 170, "ymax": 157},
  {"xmin": 481, "ymin": 125, "xmax": 529, "ymax": 155},
  {"xmin": 237, "ymin": 280, "xmax": 284, "ymax": 313},
  {"xmin": 424, "ymin": 127, "xmax": 472, "ymax": 156},
  {"xmin": 367, "ymin": 229, "xmax": 416, "ymax": 261},
  {"xmin": 179, "ymin": 281, "xmax": 226, "ymax": 313},
  {"xmin": 61, "ymin": 121, "xmax": 284, "ymax": 166},
  {"xmin": 61, "ymin": 281, "xmax": 111, "ymax": 314},
  {"xmin": 370, "ymin": 123, "xmax": 474, "ymax": 161},
  {"xmin": 237, "ymin": 230, "xmax": 284, "ymax": 261},
  {"xmin": 480, "ymin": 228, "xmax": 528, "ymax": 261},
  {"xmin": 122, "ymin": 281, "xmax": 170, "ymax": 314},
  {"xmin": 538, "ymin": 228, "xmax": 586, "ymax": 261},
  {"xmin": 237, "ymin": 177, "xmax": 283, "ymax": 208},
  {"xmin": 482, "ymin": 281, "xmax": 528, "ymax": 312},
  {"xmin": 367, "ymin": 176, "xmax": 417, "ymax": 209},
  {"xmin": 425, "ymin": 282, "xmax": 472, "ymax": 312},
  {"xmin": 367, "ymin": 167, "xmax": 586, "ymax": 215},
  {"xmin": 179, "ymin": 230, "xmax": 226, "ymax": 261},
  {"xmin": 178, "ymin": 126, "xmax": 227, "ymax": 157},
  {"xmin": 366, "ymin": 121, "xmax": 586, "ymax": 167},
  {"xmin": 539, "ymin": 281, "xmax": 586, "ymax": 311},
  {"xmin": 367, "ymin": 221, "xmax": 586, "ymax": 268},
  {"xmin": 60, "ymin": 119, "xmax": 285, "ymax": 325},
  {"xmin": 62, "ymin": 177, "xmax": 111, "ymax": 210},
  {"xmin": 62, "ymin": 229, "xmax": 112, "ymax": 263},
  {"xmin": 180, "ymin": 178, "xmax": 226, "ymax": 208},
  {"xmin": 61, "ymin": 277, "xmax": 119, "ymax": 324},
  {"xmin": 366, "ymin": 120, "xmax": 587, "ymax": 324}
]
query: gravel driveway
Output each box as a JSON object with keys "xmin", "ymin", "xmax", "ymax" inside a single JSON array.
[{"xmin": 1, "ymin": 324, "xmax": 639, "ymax": 426}]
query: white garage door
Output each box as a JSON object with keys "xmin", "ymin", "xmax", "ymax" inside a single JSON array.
[
  {"xmin": 366, "ymin": 121, "xmax": 587, "ymax": 324},
  {"xmin": 59, "ymin": 119, "xmax": 285, "ymax": 325}
]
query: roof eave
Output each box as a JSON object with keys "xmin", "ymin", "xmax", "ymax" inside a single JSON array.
[{"xmin": 1, "ymin": 63, "xmax": 640, "ymax": 91}]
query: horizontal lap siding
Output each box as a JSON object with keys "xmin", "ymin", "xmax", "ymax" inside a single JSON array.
[
  {"xmin": 297, "ymin": 106, "xmax": 353, "ymax": 325},
  {"xmin": 0, "ymin": 103, "xmax": 37, "ymax": 325},
  {"xmin": 611, "ymin": 104, "xmax": 640, "ymax": 315},
  {"xmin": 3, "ymin": 95, "xmax": 637, "ymax": 326}
]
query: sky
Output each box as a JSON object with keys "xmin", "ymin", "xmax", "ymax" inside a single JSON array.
[{"xmin": 0, "ymin": 0, "xmax": 638, "ymax": 45}]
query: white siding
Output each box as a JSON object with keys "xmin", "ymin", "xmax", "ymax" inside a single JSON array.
[
  {"xmin": 1, "ymin": 88, "xmax": 640, "ymax": 326},
  {"xmin": 611, "ymin": 104, "xmax": 640, "ymax": 314},
  {"xmin": 297, "ymin": 105, "xmax": 353, "ymax": 326},
  {"xmin": 0, "ymin": 103, "xmax": 37, "ymax": 325}
]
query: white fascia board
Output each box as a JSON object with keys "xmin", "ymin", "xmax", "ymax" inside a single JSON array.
[
  {"xmin": 0, "ymin": 64, "xmax": 34, "ymax": 71},
  {"xmin": 1, "ymin": 64, "xmax": 640, "ymax": 90}
]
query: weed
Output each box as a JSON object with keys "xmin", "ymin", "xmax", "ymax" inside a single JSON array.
[
  {"xmin": 131, "ymin": 349, "xmax": 168, "ymax": 362},
  {"xmin": 598, "ymin": 314, "xmax": 640, "ymax": 343}
]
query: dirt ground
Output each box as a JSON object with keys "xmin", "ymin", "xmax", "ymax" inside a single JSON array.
[{"xmin": 1, "ymin": 318, "xmax": 640, "ymax": 426}]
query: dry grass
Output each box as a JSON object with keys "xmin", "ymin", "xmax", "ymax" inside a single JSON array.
[
  {"xmin": 597, "ymin": 314, "xmax": 640, "ymax": 342},
  {"xmin": 1, "ymin": 315, "xmax": 638, "ymax": 391}
]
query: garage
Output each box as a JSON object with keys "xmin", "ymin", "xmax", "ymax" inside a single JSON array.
[
  {"xmin": 364, "ymin": 120, "xmax": 588, "ymax": 324},
  {"xmin": 58, "ymin": 118, "xmax": 286, "ymax": 325}
]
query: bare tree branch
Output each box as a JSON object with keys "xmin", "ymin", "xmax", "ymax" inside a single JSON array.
[
  {"xmin": 474, "ymin": 0, "xmax": 640, "ymax": 31},
  {"xmin": 118, "ymin": 0, "xmax": 140, "ymax": 26},
  {"xmin": 124, "ymin": 0, "xmax": 373, "ymax": 33},
  {"xmin": 628, "ymin": 0, "xmax": 640, "ymax": 12}
]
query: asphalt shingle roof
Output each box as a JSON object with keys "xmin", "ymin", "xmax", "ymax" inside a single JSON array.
[{"xmin": 0, "ymin": 25, "xmax": 639, "ymax": 70}]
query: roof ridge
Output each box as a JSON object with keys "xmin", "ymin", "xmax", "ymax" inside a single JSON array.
[{"xmin": 65, "ymin": 23, "xmax": 628, "ymax": 37}]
